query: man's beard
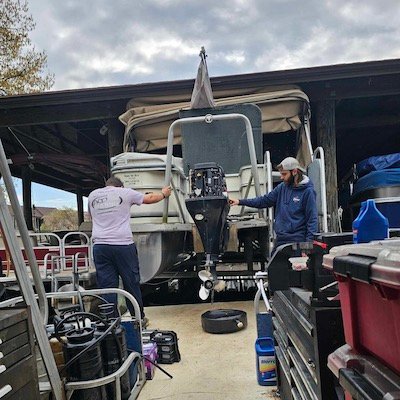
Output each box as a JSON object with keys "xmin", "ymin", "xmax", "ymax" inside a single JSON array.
[{"xmin": 287, "ymin": 174, "xmax": 295, "ymax": 185}]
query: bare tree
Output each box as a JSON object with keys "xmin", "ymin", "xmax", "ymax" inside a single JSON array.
[
  {"xmin": 41, "ymin": 208, "xmax": 78, "ymax": 231},
  {"xmin": 0, "ymin": 0, "xmax": 54, "ymax": 95}
]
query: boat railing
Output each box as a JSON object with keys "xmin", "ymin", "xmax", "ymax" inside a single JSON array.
[
  {"xmin": 239, "ymin": 172, "xmax": 255, "ymax": 216},
  {"xmin": 73, "ymin": 251, "xmax": 90, "ymax": 272},
  {"xmin": 264, "ymin": 150, "xmax": 276, "ymax": 257},
  {"xmin": 164, "ymin": 113, "xmax": 262, "ymax": 223},
  {"xmin": 311, "ymin": 146, "xmax": 329, "ymax": 233},
  {"xmin": 0, "ymin": 231, "xmax": 62, "ymax": 277},
  {"xmin": 0, "ymin": 231, "xmax": 94, "ymax": 293},
  {"xmin": 61, "ymin": 231, "xmax": 92, "ymax": 270},
  {"xmin": 169, "ymin": 178, "xmax": 188, "ymax": 223}
]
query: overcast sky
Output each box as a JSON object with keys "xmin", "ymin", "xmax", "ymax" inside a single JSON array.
[
  {"xmin": 28, "ymin": 0, "xmax": 400, "ymax": 91},
  {"xmin": 18, "ymin": 0, "xmax": 400, "ymax": 208}
]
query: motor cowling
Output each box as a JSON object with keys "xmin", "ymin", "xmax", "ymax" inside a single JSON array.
[{"xmin": 185, "ymin": 162, "xmax": 230, "ymax": 261}]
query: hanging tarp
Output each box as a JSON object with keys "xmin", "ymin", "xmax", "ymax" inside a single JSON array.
[
  {"xmin": 296, "ymin": 125, "xmax": 313, "ymax": 167},
  {"xmin": 190, "ymin": 47, "xmax": 215, "ymax": 109},
  {"xmin": 119, "ymin": 85, "xmax": 310, "ymax": 152}
]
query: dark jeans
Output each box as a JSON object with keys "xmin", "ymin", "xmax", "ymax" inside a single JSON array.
[{"xmin": 93, "ymin": 243, "xmax": 144, "ymax": 319}]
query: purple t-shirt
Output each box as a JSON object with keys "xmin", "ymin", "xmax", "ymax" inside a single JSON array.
[{"xmin": 88, "ymin": 186, "xmax": 144, "ymax": 245}]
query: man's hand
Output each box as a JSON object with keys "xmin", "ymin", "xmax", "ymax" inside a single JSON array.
[
  {"xmin": 143, "ymin": 186, "xmax": 172, "ymax": 204},
  {"xmin": 162, "ymin": 185, "xmax": 172, "ymax": 198},
  {"xmin": 229, "ymin": 198, "xmax": 239, "ymax": 206}
]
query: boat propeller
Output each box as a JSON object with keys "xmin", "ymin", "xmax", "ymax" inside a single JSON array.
[{"xmin": 198, "ymin": 270, "xmax": 225, "ymax": 300}]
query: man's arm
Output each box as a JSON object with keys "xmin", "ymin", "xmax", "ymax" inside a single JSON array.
[
  {"xmin": 142, "ymin": 186, "xmax": 172, "ymax": 204},
  {"xmin": 230, "ymin": 184, "xmax": 280, "ymax": 208},
  {"xmin": 305, "ymin": 189, "xmax": 318, "ymax": 241}
]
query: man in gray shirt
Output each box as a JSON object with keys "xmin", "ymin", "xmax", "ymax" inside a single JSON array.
[{"xmin": 88, "ymin": 176, "xmax": 171, "ymax": 325}]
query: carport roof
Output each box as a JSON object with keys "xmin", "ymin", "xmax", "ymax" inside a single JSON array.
[{"xmin": 1, "ymin": 57, "xmax": 400, "ymax": 196}]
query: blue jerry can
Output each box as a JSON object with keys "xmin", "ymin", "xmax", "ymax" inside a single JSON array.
[
  {"xmin": 352, "ymin": 199, "xmax": 389, "ymax": 243},
  {"xmin": 255, "ymin": 337, "xmax": 276, "ymax": 386}
]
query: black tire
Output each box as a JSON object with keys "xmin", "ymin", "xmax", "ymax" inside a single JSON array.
[{"xmin": 201, "ymin": 309, "xmax": 247, "ymax": 334}]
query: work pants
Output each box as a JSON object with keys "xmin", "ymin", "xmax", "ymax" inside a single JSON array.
[{"xmin": 93, "ymin": 243, "xmax": 144, "ymax": 319}]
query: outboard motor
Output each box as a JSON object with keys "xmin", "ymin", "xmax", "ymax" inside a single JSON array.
[{"xmin": 185, "ymin": 162, "xmax": 230, "ymax": 299}]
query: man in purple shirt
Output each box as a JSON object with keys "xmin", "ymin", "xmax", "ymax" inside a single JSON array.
[{"xmin": 88, "ymin": 176, "xmax": 171, "ymax": 324}]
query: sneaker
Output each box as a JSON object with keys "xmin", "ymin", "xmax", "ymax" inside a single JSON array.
[{"xmin": 141, "ymin": 317, "xmax": 149, "ymax": 328}]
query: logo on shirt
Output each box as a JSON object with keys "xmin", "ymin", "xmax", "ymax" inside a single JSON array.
[
  {"xmin": 293, "ymin": 196, "xmax": 300, "ymax": 202},
  {"xmin": 91, "ymin": 194, "xmax": 123, "ymax": 211}
]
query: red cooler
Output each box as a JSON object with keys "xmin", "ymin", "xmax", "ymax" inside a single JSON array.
[{"xmin": 323, "ymin": 240, "xmax": 400, "ymax": 374}]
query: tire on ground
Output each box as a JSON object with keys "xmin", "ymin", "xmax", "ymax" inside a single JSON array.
[{"xmin": 201, "ymin": 309, "xmax": 247, "ymax": 334}]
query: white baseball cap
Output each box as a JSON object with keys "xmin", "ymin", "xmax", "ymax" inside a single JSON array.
[{"xmin": 277, "ymin": 157, "xmax": 306, "ymax": 173}]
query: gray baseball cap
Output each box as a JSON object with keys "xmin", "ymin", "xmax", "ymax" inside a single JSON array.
[{"xmin": 277, "ymin": 157, "xmax": 306, "ymax": 173}]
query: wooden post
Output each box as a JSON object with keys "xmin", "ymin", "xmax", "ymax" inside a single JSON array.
[
  {"xmin": 107, "ymin": 119, "xmax": 125, "ymax": 158},
  {"xmin": 21, "ymin": 167, "xmax": 33, "ymax": 231},
  {"xmin": 315, "ymin": 99, "xmax": 339, "ymax": 232},
  {"xmin": 76, "ymin": 188, "xmax": 84, "ymax": 226}
]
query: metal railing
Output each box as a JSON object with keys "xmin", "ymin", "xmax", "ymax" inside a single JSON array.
[
  {"xmin": 0, "ymin": 288, "xmax": 147, "ymax": 400},
  {"xmin": 313, "ymin": 147, "xmax": 328, "ymax": 233},
  {"xmin": 163, "ymin": 113, "xmax": 262, "ymax": 223}
]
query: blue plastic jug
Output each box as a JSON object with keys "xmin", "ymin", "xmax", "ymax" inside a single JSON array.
[
  {"xmin": 255, "ymin": 337, "xmax": 276, "ymax": 386},
  {"xmin": 122, "ymin": 320, "xmax": 142, "ymax": 389},
  {"xmin": 352, "ymin": 199, "xmax": 389, "ymax": 243}
]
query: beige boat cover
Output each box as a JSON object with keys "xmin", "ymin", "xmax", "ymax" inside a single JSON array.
[{"xmin": 119, "ymin": 85, "xmax": 310, "ymax": 152}]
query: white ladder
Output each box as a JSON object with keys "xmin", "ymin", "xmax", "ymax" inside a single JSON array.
[{"xmin": 0, "ymin": 139, "xmax": 65, "ymax": 400}]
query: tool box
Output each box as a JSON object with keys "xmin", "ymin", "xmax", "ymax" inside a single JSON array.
[
  {"xmin": 0, "ymin": 307, "xmax": 40, "ymax": 399},
  {"xmin": 323, "ymin": 239, "xmax": 400, "ymax": 375},
  {"xmin": 142, "ymin": 330, "xmax": 181, "ymax": 364}
]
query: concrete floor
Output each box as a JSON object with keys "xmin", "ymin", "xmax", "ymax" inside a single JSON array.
[{"xmin": 138, "ymin": 300, "xmax": 277, "ymax": 400}]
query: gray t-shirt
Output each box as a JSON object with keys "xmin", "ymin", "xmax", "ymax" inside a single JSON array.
[{"xmin": 88, "ymin": 186, "xmax": 144, "ymax": 245}]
